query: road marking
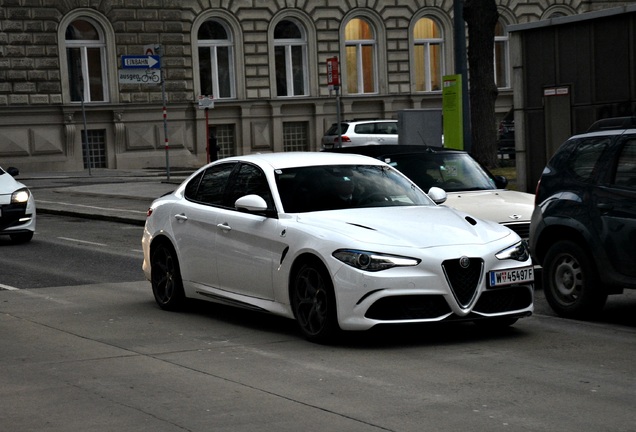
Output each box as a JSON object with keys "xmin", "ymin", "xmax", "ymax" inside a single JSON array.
[
  {"xmin": 0, "ymin": 283, "xmax": 20, "ymax": 291},
  {"xmin": 37, "ymin": 199, "xmax": 146, "ymax": 214},
  {"xmin": 58, "ymin": 237, "xmax": 108, "ymax": 247}
]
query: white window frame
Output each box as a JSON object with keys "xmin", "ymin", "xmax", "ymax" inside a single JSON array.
[
  {"xmin": 413, "ymin": 17, "xmax": 445, "ymax": 92},
  {"xmin": 494, "ymin": 20, "xmax": 510, "ymax": 89},
  {"xmin": 65, "ymin": 18, "xmax": 109, "ymax": 103},
  {"xmin": 197, "ymin": 19, "xmax": 236, "ymax": 99},
  {"xmin": 344, "ymin": 17, "xmax": 378, "ymax": 95}
]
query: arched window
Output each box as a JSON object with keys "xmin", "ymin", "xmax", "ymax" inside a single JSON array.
[
  {"xmin": 494, "ymin": 20, "xmax": 510, "ymax": 89},
  {"xmin": 198, "ymin": 20, "xmax": 235, "ymax": 99},
  {"xmin": 413, "ymin": 17, "xmax": 444, "ymax": 92},
  {"xmin": 345, "ymin": 18, "xmax": 377, "ymax": 94},
  {"xmin": 65, "ymin": 18, "xmax": 108, "ymax": 102},
  {"xmin": 274, "ymin": 19, "xmax": 308, "ymax": 97}
]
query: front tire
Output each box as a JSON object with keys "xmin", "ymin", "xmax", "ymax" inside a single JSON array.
[
  {"xmin": 542, "ymin": 240, "xmax": 607, "ymax": 319},
  {"xmin": 151, "ymin": 242, "xmax": 185, "ymax": 311},
  {"xmin": 291, "ymin": 261, "xmax": 339, "ymax": 343}
]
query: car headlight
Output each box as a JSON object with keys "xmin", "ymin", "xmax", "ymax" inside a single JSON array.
[
  {"xmin": 333, "ymin": 249, "xmax": 420, "ymax": 272},
  {"xmin": 11, "ymin": 188, "xmax": 30, "ymax": 204},
  {"xmin": 495, "ymin": 241, "xmax": 530, "ymax": 262}
]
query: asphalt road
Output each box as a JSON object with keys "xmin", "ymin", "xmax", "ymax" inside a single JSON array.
[
  {"xmin": 1, "ymin": 280, "xmax": 635, "ymax": 432},
  {"xmin": 4, "ymin": 173, "xmax": 636, "ymax": 431},
  {"xmin": 1, "ymin": 214, "xmax": 635, "ymax": 432}
]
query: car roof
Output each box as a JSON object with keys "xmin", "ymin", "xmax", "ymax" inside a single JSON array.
[
  {"xmin": 215, "ymin": 151, "xmax": 386, "ymax": 170},
  {"xmin": 322, "ymin": 144, "xmax": 467, "ymax": 159}
]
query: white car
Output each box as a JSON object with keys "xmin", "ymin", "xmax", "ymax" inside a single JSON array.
[
  {"xmin": 0, "ymin": 166, "xmax": 36, "ymax": 243},
  {"xmin": 326, "ymin": 145, "xmax": 535, "ymax": 240},
  {"xmin": 142, "ymin": 152, "xmax": 534, "ymax": 342},
  {"xmin": 322, "ymin": 120, "xmax": 399, "ymax": 149}
]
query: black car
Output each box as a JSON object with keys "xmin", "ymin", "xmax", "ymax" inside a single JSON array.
[{"xmin": 529, "ymin": 116, "xmax": 636, "ymax": 318}]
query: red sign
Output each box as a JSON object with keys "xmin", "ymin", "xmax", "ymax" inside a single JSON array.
[{"xmin": 327, "ymin": 57, "xmax": 340, "ymax": 86}]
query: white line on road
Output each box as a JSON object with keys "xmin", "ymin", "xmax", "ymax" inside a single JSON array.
[
  {"xmin": 37, "ymin": 199, "xmax": 146, "ymax": 214},
  {"xmin": 58, "ymin": 237, "xmax": 108, "ymax": 247},
  {"xmin": 0, "ymin": 283, "xmax": 20, "ymax": 290}
]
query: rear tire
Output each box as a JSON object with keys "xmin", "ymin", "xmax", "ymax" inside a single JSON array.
[
  {"xmin": 150, "ymin": 242, "xmax": 185, "ymax": 311},
  {"xmin": 291, "ymin": 260, "xmax": 340, "ymax": 343},
  {"xmin": 542, "ymin": 240, "xmax": 607, "ymax": 319}
]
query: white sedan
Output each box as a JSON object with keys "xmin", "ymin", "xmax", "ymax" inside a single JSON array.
[
  {"xmin": 0, "ymin": 165, "xmax": 36, "ymax": 243},
  {"xmin": 142, "ymin": 152, "xmax": 534, "ymax": 342}
]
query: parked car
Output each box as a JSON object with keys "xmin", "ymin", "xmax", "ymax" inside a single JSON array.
[
  {"xmin": 530, "ymin": 116, "xmax": 636, "ymax": 319},
  {"xmin": 142, "ymin": 152, "xmax": 534, "ymax": 342},
  {"xmin": 325, "ymin": 145, "xmax": 534, "ymax": 240},
  {"xmin": 322, "ymin": 119, "xmax": 399, "ymax": 149},
  {"xmin": 0, "ymin": 165, "xmax": 36, "ymax": 243}
]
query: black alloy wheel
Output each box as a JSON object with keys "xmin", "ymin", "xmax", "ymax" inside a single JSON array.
[
  {"xmin": 151, "ymin": 242, "xmax": 185, "ymax": 311},
  {"xmin": 291, "ymin": 261, "xmax": 339, "ymax": 343}
]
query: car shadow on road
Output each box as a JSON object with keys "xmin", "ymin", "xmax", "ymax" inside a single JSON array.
[{"xmin": 174, "ymin": 298, "xmax": 532, "ymax": 348}]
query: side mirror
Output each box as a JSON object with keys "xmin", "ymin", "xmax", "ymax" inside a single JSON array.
[
  {"xmin": 493, "ymin": 175, "xmax": 508, "ymax": 189},
  {"xmin": 427, "ymin": 186, "xmax": 447, "ymax": 204},
  {"xmin": 235, "ymin": 194, "xmax": 268, "ymax": 213},
  {"xmin": 7, "ymin": 167, "xmax": 19, "ymax": 177}
]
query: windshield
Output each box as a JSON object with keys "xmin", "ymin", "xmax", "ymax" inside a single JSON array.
[
  {"xmin": 275, "ymin": 164, "xmax": 433, "ymax": 213},
  {"xmin": 381, "ymin": 152, "xmax": 497, "ymax": 192}
]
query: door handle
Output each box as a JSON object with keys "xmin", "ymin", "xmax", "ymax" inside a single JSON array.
[
  {"xmin": 217, "ymin": 222, "xmax": 232, "ymax": 232},
  {"xmin": 174, "ymin": 213, "xmax": 188, "ymax": 221},
  {"xmin": 597, "ymin": 203, "xmax": 613, "ymax": 212}
]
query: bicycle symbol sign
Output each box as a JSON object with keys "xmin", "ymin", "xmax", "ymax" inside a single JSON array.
[{"xmin": 118, "ymin": 69, "xmax": 161, "ymax": 85}]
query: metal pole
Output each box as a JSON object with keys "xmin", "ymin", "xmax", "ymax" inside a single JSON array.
[
  {"xmin": 79, "ymin": 75, "xmax": 92, "ymax": 176},
  {"xmin": 336, "ymin": 85, "xmax": 342, "ymax": 148},
  {"xmin": 454, "ymin": 0, "xmax": 471, "ymax": 153},
  {"xmin": 158, "ymin": 45, "xmax": 170, "ymax": 182},
  {"xmin": 205, "ymin": 107, "xmax": 210, "ymax": 164}
]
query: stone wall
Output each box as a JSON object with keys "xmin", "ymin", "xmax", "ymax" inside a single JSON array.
[{"xmin": 0, "ymin": 0, "xmax": 630, "ymax": 172}]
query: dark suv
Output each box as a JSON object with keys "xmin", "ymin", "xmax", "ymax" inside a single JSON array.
[{"xmin": 530, "ymin": 117, "xmax": 636, "ymax": 318}]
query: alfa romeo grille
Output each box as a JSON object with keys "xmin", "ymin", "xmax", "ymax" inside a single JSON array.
[{"xmin": 442, "ymin": 258, "xmax": 483, "ymax": 308}]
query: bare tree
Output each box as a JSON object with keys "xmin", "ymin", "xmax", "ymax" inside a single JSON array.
[{"xmin": 464, "ymin": 0, "xmax": 499, "ymax": 168}]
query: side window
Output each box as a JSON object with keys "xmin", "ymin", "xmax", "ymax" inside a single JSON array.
[
  {"xmin": 355, "ymin": 123, "xmax": 373, "ymax": 134},
  {"xmin": 613, "ymin": 139, "xmax": 636, "ymax": 189},
  {"xmin": 184, "ymin": 163, "xmax": 236, "ymax": 205},
  {"xmin": 567, "ymin": 138, "xmax": 610, "ymax": 181},
  {"xmin": 228, "ymin": 164, "xmax": 274, "ymax": 209}
]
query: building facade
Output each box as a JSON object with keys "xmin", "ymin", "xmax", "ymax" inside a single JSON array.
[{"xmin": 0, "ymin": 0, "xmax": 630, "ymax": 173}]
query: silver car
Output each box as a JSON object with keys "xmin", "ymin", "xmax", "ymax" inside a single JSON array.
[{"xmin": 322, "ymin": 120, "xmax": 399, "ymax": 149}]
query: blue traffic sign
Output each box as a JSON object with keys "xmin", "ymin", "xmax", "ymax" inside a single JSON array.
[{"xmin": 121, "ymin": 55, "xmax": 161, "ymax": 69}]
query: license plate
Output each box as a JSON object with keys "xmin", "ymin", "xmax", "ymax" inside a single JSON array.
[{"xmin": 489, "ymin": 266, "xmax": 534, "ymax": 287}]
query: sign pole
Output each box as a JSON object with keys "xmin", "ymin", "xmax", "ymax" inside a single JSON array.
[
  {"xmin": 205, "ymin": 107, "xmax": 210, "ymax": 164},
  {"xmin": 157, "ymin": 46, "xmax": 170, "ymax": 182},
  {"xmin": 327, "ymin": 57, "xmax": 342, "ymax": 148}
]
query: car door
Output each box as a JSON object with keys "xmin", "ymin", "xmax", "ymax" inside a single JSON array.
[
  {"xmin": 170, "ymin": 162, "xmax": 236, "ymax": 287},
  {"xmin": 597, "ymin": 136, "xmax": 636, "ymax": 277},
  {"xmin": 214, "ymin": 163, "xmax": 283, "ymax": 300}
]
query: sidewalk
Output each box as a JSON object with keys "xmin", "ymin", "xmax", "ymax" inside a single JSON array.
[{"xmin": 20, "ymin": 168, "xmax": 193, "ymax": 226}]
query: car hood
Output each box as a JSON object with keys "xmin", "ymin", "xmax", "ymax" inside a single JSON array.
[
  {"xmin": 0, "ymin": 172, "xmax": 24, "ymax": 196},
  {"xmin": 294, "ymin": 205, "xmax": 512, "ymax": 248},
  {"xmin": 445, "ymin": 189, "xmax": 535, "ymax": 224}
]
